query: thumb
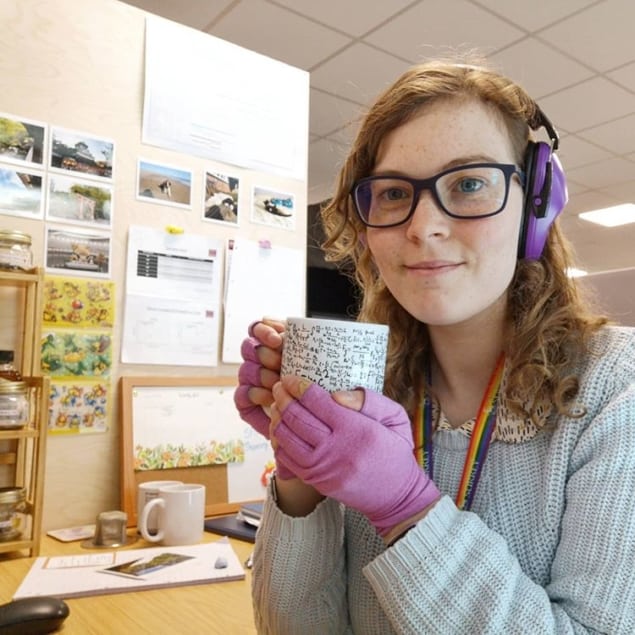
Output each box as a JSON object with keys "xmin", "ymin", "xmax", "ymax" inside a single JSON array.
[{"xmin": 331, "ymin": 389, "xmax": 364, "ymax": 411}]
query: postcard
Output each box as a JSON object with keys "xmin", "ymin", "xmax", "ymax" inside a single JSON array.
[{"xmin": 100, "ymin": 552, "xmax": 194, "ymax": 580}]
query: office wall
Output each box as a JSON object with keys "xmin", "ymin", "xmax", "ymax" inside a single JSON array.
[{"xmin": 1, "ymin": 0, "xmax": 307, "ymax": 529}]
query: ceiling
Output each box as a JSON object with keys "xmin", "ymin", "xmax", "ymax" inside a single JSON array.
[{"xmin": 121, "ymin": 0, "xmax": 635, "ymax": 275}]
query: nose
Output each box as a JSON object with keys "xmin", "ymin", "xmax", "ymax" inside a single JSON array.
[{"xmin": 404, "ymin": 189, "xmax": 451, "ymax": 242}]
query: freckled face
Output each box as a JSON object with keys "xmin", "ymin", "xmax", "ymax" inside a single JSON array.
[{"xmin": 366, "ymin": 99, "xmax": 524, "ymax": 327}]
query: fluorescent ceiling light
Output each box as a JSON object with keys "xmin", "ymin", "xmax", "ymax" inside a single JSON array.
[
  {"xmin": 578, "ymin": 203, "xmax": 635, "ymax": 227},
  {"xmin": 566, "ymin": 267, "xmax": 588, "ymax": 278}
]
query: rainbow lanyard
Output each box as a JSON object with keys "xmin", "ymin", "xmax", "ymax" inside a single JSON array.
[{"xmin": 414, "ymin": 353, "xmax": 505, "ymax": 511}]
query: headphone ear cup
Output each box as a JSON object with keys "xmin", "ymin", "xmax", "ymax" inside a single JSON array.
[{"xmin": 519, "ymin": 141, "xmax": 568, "ymax": 260}]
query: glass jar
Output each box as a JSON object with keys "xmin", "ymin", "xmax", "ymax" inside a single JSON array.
[
  {"xmin": 0, "ymin": 486, "xmax": 26, "ymax": 542},
  {"xmin": 0, "ymin": 350, "xmax": 22, "ymax": 381},
  {"xmin": 0, "ymin": 229, "xmax": 33, "ymax": 271},
  {"xmin": 0, "ymin": 378, "xmax": 29, "ymax": 429}
]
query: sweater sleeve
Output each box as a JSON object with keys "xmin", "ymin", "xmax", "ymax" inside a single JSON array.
[
  {"xmin": 251, "ymin": 489, "xmax": 351, "ymax": 634},
  {"xmin": 363, "ymin": 383, "xmax": 635, "ymax": 634}
]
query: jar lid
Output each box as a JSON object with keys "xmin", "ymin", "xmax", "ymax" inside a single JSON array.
[
  {"xmin": 0, "ymin": 378, "xmax": 26, "ymax": 393},
  {"xmin": 0, "ymin": 229, "xmax": 31, "ymax": 245},
  {"xmin": 0, "ymin": 487, "xmax": 25, "ymax": 505}
]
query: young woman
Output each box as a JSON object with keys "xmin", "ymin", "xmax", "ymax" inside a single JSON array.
[{"xmin": 234, "ymin": 61, "xmax": 635, "ymax": 634}]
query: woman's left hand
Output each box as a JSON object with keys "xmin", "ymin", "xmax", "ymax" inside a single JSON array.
[{"xmin": 270, "ymin": 376, "xmax": 440, "ymax": 537}]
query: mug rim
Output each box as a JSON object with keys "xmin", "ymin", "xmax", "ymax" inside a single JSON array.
[{"xmin": 157, "ymin": 483, "xmax": 205, "ymax": 493}]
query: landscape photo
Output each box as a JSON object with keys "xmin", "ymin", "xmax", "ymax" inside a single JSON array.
[
  {"xmin": 49, "ymin": 127, "xmax": 114, "ymax": 180},
  {"xmin": 137, "ymin": 159, "xmax": 192, "ymax": 208},
  {"xmin": 0, "ymin": 112, "xmax": 46, "ymax": 167}
]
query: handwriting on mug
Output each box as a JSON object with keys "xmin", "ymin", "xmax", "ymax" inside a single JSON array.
[{"xmin": 283, "ymin": 322, "xmax": 387, "ymax": 391}]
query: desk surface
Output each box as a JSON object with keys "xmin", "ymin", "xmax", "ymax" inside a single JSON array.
[{"xmin": 1, "ymin": 532, "xmax": 256, "ymax": 634}]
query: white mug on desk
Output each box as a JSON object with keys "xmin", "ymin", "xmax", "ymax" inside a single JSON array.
[
  {"xmin": 139, "ymin": 483, "xmax": 205, "ymax": 546},
  {"xmin": 137, "ymin": 480, "xmax": 183, "ymax": 535}
]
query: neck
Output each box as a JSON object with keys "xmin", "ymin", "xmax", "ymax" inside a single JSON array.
[{"xmin": 427, "ymin": 302, "xmax": 508, "ymax": 426}]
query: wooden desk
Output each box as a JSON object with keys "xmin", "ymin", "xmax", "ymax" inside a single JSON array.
[{"xmin": 0, "ymin": 532, "xmax": 257, "ymax": 634}]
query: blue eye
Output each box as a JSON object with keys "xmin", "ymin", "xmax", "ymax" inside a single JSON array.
[{"xmin": 458, "ymin": 177, "xmax": 484, "ymax": 193}]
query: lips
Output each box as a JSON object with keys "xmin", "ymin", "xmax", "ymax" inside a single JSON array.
[{"xmin": 405, "ymin": 260, "xmax": 462, "ymax": 272}]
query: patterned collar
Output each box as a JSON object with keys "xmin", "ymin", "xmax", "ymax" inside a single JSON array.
[{"xmin": 433, "ymin": 372, "xmax": 552, "ymax": 444}]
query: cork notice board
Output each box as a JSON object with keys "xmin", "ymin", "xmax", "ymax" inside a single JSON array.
[{"xmin": 120, "ymin": 375, "xmax": 249, "ymax": 527}]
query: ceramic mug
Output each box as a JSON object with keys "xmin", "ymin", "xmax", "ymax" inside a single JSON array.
[
  {"xmin": 137, "ymin": 480, "xmax": 183, "ymax": 535},
  {"xmin": 139, "ymin": 483, "xmax": 205, "ymax": 546},
  {"xmin": 281, "ymin": 317, "xmax": 389, "ymax": 392}
]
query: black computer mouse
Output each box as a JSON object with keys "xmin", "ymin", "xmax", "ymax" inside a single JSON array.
[{"xmin": 0, "ymin": 596, "xmax": 69, "ymax": 634}]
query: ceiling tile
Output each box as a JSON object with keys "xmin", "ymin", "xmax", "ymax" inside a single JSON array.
[
  {"xmin": 270, "ymin": 0, "xmax": 416, "ymax": 37},
  {"xmin": 487, "ymin": 38, "xmax": 593, "ymax": 98},
  {"xmin": 557, "ymin": 135, "xmax": 613, "ymax": 170},
  {"xmin": 121, "ymin": 0, "xmax": 233, "ymax": 29},
  {"xmin": 310, "ymin": 43, "xmax": 409, "ymax": 103},
  {"xmin": 538, "ymin": 77, "xmax": 635, "ymax": 132},
  {"xmin": 608, "ymin": 62, "xmax": 635, "ymax": 93},
  {"xmin": 561, "ymin": 188, "xmax": 622, "ymax": 215},
  {"xmin": 566, "ymin": 156, "xmax": 635, "ymax": 189},
  {"xmin": 597, "ymin": 180, "xmax": 635, "ymax": 202},
  {"xmin": 365, "ymin": 0, "xmax": 524, "ymax": 62},
  {"xmin": 310, "ymin": 90, "xmax": 364, "ymax": 137},
  {"xmin": 208, "ymin": 0, "xmax": 352, "ymax": 69},
  {"xmin": 539, "ymin": 0, "xmax": 635, "ymax": 72},
  {"xmin": 473, "ymin": 0, "xmax": 598, "ymax": 32},
  {"xmin": 577, "ymin": 113, "xmax": 635, "ymax": 155}
]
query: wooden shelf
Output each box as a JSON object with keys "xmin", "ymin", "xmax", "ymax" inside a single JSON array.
[{"xmin": 0, "ymin": 268, "xmax": 47, "ymax": 557}]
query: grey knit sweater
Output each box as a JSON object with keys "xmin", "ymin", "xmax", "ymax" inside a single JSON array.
[{"xmin": 251, "ymin": 325, "xmax": 635, "ymax": 634}]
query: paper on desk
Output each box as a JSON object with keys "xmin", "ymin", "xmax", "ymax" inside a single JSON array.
[{"xmin": 13, "ymin": 538, "xmax": 245, "ymax": 600}]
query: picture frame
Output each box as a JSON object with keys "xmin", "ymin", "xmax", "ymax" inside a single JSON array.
[{"xmin": 120, "ymin": 376, "xmax": 268, "ymax": 528}]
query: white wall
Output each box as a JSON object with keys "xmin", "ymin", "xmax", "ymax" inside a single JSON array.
[{"xmin": 1, "ymin": 0, "xmax": 307, "ymax": 529}]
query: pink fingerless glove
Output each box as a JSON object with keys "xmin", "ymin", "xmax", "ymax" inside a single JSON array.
[
  {"xmin": 234, "ymin": 336, "xmax": 271, "ymax": 437},
  {"xmin": 233, "ymin": 334, "xmax": 294, "ymax": 480},
  {"xmin": 273, "ymin": 385, "xmax": 440, "ymax": 537}
]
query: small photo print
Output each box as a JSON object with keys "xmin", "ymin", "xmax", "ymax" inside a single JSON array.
[
  {"xmin": 137, "ymin": 159, "xmax": 192, "ymax": 208},
  {"xmin": 0, "ymin": 112, "xmax": 47, "ymax": 167},
  {"xmin": 49, "ymin": 126, "xmax": 114, "ymax": 180},
  {"xmin": 45, "ymin": 226, "xmax": 111, "ymax": 278},
  {"xmin": 203, "ymin": 171, "xmax": 239, "ymax": 225},
  {"xmin": 46, "ymin": 174, "xmax": 112, "ymax": 228},
  {"xmin": 101, "ymin": 553, "xmax": 194, "ymax": 579},
  {"xmin": 251, "ymin": 186, "xmax": 295, "ymax": 231},
  {"xmin": 0, "ymin": 165, "xmax": 44, "ymax": 219}
]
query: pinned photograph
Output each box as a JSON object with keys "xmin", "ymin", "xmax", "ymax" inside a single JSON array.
[
  {"xmin": 137, "ymin": 159, "xmax": 192, "ymax": 209},
  {"xmin": 0, "ymin": 165, "xmax": 44, "ymax": 219},
  {"xmin": 251, "ymin": 186, "xmax": 295, "ymax": 231},
  {"xmin": 46, "ymin": 174, "xmax": 113, "ymax": 229},
  {"xmin": 203, "ymin": 171, "xmax": 239, "ymax": 225},
  {"xmin": 0, "ymin": 112, "xmax": 47, "ymax": 167},
  {"xmin": 49, "ymin": 127, "xmax": 114, "ymax": 180},
  {"xmin": 45, "ymin": 226, "xmax": 111, "ymax": 278}
]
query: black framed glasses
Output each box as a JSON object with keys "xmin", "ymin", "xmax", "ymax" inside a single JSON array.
[{"xmin": 351, "ymin": 163, "xmax": 525, "ymax": 228}]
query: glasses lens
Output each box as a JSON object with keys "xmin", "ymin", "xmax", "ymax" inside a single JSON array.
[
  {"xmin": 354, "ymin": 178, "xmax": 415, "ymax": 226},
  {"xmin": 436, "ymin": 165, "xmax": 507, "ymax": 217}
]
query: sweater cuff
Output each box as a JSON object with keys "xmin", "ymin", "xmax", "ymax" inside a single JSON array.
[
  {"xmin": 365, "ymin": 495, "xmax": 459, "ymax": 578},
  {"xmin": 261, "ymin": 479, "xmax": 344, "ymax": 546}
]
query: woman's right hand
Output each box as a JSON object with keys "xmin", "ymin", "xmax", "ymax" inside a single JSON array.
[{"xmin": 234, "ymin": 318, "xmax": 285, "ymax": 439}]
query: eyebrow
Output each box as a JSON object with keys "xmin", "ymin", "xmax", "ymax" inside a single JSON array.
[{"xmin": 372, "ymin": 154, "xmax": 502, "ymax": 177}]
